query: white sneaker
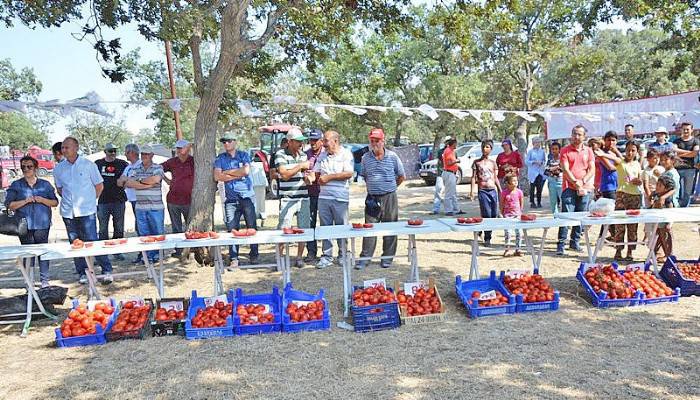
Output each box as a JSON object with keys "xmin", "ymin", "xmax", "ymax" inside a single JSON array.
[
  {"xmin": 100, "ymin": 274, "xmax": 113, "ymax": 285},
  {"xmin": 316, "ymin": 257, "xmax": 333, "ymax": 269},
  {"xmin": 78, "ymin": 274, "xmax": 88, "ymax": 284},
  {"xmin": 227, "ymin": 259, "xmax": 239, "ymax": 272},
  {"xmin": 41, "ymin": 281, "xmax": 50, "ymax": 289}
]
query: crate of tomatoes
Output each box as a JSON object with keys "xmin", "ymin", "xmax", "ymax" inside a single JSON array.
[
  {"xmin": 395, "ymin": 277, "xmax": 447, "ymax": 325},
  {"xmin": 623, "ymin": 263, "xmax": 680, "ymax": 305},
  {"xmin": 455, "ymin": 271, "xmax": 516, "ymax": 318},
  {"xmin": 185, "ymin": 290, "xmax": 235, "ymax": 340},
  {"xmin": 55, "ymin": 299, "xmax": 117, "ymax": 348},
  {"xmin": 659, "ymin": 256, "xmax": 700, "ymax": 296},
  {"xmin": 106, "ymin": 298, "xmax": 154, "ymax": 341},
  {"xmin": 499, "ymin": 270, "xmax": 560, "ymax": 313},
  {"xmin": 282, "ymin": 283, "xmax": 330, "ymax": 333},
  {"xmin": 233, "ymin": 286, "xmax": 282, "ymax": 336},
  {"xmin": 151, "ymin": 297, "xmax": 190, "ymax": 337},
  {"xmin": 577, "ymin": 263, "xmax": 643, "ymax": 308},
  {"xmin": 351, "ymin": 279, "xmax": 401, "ymax": 332}
]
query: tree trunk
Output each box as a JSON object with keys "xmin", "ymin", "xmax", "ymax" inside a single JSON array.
[
  {"xmin": 432, "ymin": 132, "xmax": 442, "ymax": 158},
  {"xmin": 393, "ymin": 118, "xmax": 403, "ymax": 147},
  {"xmin": 189, "ymin": 94, "xmax": 221, "ymax": 231}
]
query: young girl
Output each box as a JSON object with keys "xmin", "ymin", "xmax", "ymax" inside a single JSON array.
[
  {"xmin": 500, "ymin": 174, "xmax": 524, "ymax": 256},
  {"xmin": 660, "ymin": 151, "xmax": 681, "ymax": 208},
  {"xmin": 649, "ymin": 174, "xmax": 676, "ymax": 260},
  {"xmin": 641, "ymin": 148, "xmax": 665, "ymax": 206},
  {"xmin": 470, "ymin": 139, "xmax": 501, "ymax": 247},
  {"xmin": 613, "ymin": 141, "xmax": 643, "ymax": 261}
]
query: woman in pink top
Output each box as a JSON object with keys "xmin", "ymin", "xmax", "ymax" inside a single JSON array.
[
  {"xmin": 496, "ymin": 139, "xmax": 523, "ymax": 187},
  {"xmin": 500, "ymin": 174, "xmax": 524, "ymax": 256}
]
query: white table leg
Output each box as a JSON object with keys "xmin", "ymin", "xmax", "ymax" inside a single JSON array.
[
  {"xmin": 522, "ymin": 230, "xmax": 537, "ymax": 271},
  {"xmin": 84, "ymin": 256, "xmax": 101, "ymax": 300},
  {"xmin": 469, "ymin": 231, "xmax": 480, "ymax": 280},
  {"xmin": 645, "ymin": 223, "xmax": 660, "ymax": 274},
  {"xmin": 18, "ymin": 256, "xmax": 56, "ymax": 319},
  {"xmin": 142, "ymin": 254, "xmax": 159, "ymax": 295},
  {"xmin": 284, "ymin": 243, "xmax": 291, "ymax": 285},
  {"xmin": 583, "ymin": 226, "xmax": 594, "ymax": 263},
  {"xmin": 537, "ymin": 228, "xmax": 548, "ymax": 273},
  {"xmin": 592, "ymin": 224, "xmax": 608, "ymax": 263},
  {"xmin": 158, "ymin": 250, "xmax": 165, "ymax": 298},
  {"xmin": 337, "ymin": 237, "xmax": 355, "ymax": 330},
  {"xmin": 409, "ymin": 234, "xmax": 419, "ymax": 282},
  {"xmin": 213, "ymin": 245, "xmax": 224, "ymax": 295}
]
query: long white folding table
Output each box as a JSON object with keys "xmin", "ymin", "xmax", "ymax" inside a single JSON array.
[
  {"xmin": 177, "ymin": 229, "xmax": 316, "ymax": 295},
  {"xmin": 315, "ymin": 220, "xmax": 451, "ymax": 320},
  {"xmin": 439, "ymin": 217, "xmax": 581, "ymax": 280},
  {"xmin": 0, "ymin": 245, "xmax": 57, "ymax": 337},
  {"xmin": 41, "ymin": 237, "xmax": 180, "ymax": 299},
  {"xmin": 555, "ymin": 210, "xmax": 667, "ymax": 272}
]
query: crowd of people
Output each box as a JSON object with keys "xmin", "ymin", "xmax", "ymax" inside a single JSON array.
[{"xmin": 3, "ymin": 122, "xmax": 698, "ymax": 287}]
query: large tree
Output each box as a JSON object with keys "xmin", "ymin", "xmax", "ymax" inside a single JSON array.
[
  {"xmin": 1, "ymin": 1, "xmax": 409, "ymax": 229},
  {"xmin": 66, "ymin": 114, "xmax": 133, "ymax": 155},
  {"xmin": 0, "ymin": 57, "xmax": 49, "ymax": 149}
]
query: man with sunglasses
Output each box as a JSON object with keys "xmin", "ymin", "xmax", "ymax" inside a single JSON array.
[
  {"xmin": 214, "ymin": 132, "xmax": 258, "ymax": 269},
  {"xmin": 95, "ymin": 143, "xmax": 128, "ymax": 260},
  {"xmin": 54, "ymin": 136, "xmax": 113, "ymax": 284}
]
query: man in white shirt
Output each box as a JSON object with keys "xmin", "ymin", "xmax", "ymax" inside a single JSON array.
[
  {"xmin": 306, "ymin": 130, "xmax": 354, "ymax": 269},
  {"xmin": 53, "ymin": 136, "xmax": 113, "ymax": 284}
]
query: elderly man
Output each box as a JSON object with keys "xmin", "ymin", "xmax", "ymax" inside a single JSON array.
[
  {"xmin": 276, "ymin": 128, "xmax": 311, "ymax": 268},
  {"xmin": 672, "ymin": 122, "xmax": 699, "ymax": 207},
  {"xmin": 117, "ymin": 143, "xmax": 142, "ymax": 263},
  {"xmin": 556, "ymin": 125, "xmax": 595, "ymax": 255},
  {"xmin": 304, "ymin": 128, "xmax": 325, "ymax": 262},
  {"xmin": 95, "ymin": 143, "xmax": 128, "ymax": 261},
  {"xmin": 125, "ymin": 145, "xmax": 165, "ymax": 264},
  {"xmin": 53, "ymin": 136, "xmax": 113, "ymax": 284},
  {"xmin": 307, "ymin": 130, "xmax": 354, "ymax": 269},
  {"xmin": 356, "ymin": 128, "xmax": 406, "ymax": 269},
  {"xmin": 162, "ymin": 139, "xmax": 194, "ymax": 257},
  {"xmin": 214, "ymin": 132, "xmax": 258, "ymax": 269}
]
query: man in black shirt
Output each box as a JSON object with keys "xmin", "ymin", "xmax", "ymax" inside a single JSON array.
[
  {"xmin": 672, "ymin": 122, "xmax": 699, "ymax": 207},
  {"xmin": 95, "ymin": 143, "xmax": 129, "ymax": 255}
]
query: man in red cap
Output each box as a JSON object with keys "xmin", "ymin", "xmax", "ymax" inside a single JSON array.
[{"xmin": 356, "ymin": 127, "xmax": 406, "ymax": 269}]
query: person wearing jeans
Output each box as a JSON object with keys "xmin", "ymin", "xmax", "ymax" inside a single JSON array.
[
  {"xmin": 525, "ymin": 137, "xmax": 546, "ymax": 208},
  {"xmin": 117, "ymin": 143, "xmax": 142, "ymax": 264},
  {"xmin": 304, "ymin": 129, "xmax": 325, "ymax": 261},
  {"xmin": 556, "ymin": 125, "xmax": 595, "ymax": 255},
  {"xmin": 214, "ymin": 132, "xmax": 259, "ymax": 269},
  {"xmin": 544, "ymin": 142, "xmax": 563, "ymax": 213},
  {"xmin": 672, "ymin": 122, "xmax": 699, "ymax": 207},
  {"xmin": 441, "ymin": 138, "xmax": 462, "ymax": 215},
  {"xmin": 162, "ymin": 139, "xmax": 195, "ymax": 258},
  {"xmin": 307, "ymin": 130, "xmax": 353, "ymax": 269},
  {"xmin": 95, "ymin": 143, "xmax": 128, "ymax": 260},
  {"xmin": 125, "ymin": 145, "xmax": 165, "ymax": 263},
  {"xmin": 470, "ymin": 140, "xmax": 501, "ymax": 246},
  {"xmin": 53, "ymin": 136, "xmax": 113, "ymax": 284}
]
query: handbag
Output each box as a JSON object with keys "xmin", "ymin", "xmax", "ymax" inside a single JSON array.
[
  {"xmin": 0, "ymin": 209, "xmax": 28, "ymax": 237},
  {"xmin": 365, "ymin": 195, "xmax": 381, "ymax": 218}
]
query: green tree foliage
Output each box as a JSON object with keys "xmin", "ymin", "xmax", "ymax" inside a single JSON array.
[
  {"xmin": 0, "ymin": 112, "xmax": 48, "ymax": 149},
  {"xmin": 66, "ymin": 114, "xmax": 133, "ymax": 155},
  {"xmin": 0, "ymin": 58, "xmax": 48, "ymax": 149}
]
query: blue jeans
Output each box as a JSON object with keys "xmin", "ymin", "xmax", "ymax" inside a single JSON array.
[
  {"xmin": 135, "ymin": 209, "xmax": 165, "ymax": 261},
  {"xmin": 307, "ymin": 196, "xmax": 319, "ymax": 258},
  {"xmin": 18, "ymin": 228, "xmax": 50, "ymax": 282},
  {"xmin": 478, "ymin": 189, "xmax": 499, "ymax": 242},
  {"xmin": 224, "ymin": 198, "xmax": 259, "ymax": 260},
  {"xmin": 547, "ymin": 177, "xmax": 562, "ymax": 213},
  {"xmin": 64, "ymin": 214, "xmax": 113, "ymax": 275},
  {"xmin": 677, "ymin": 168, "xmax": 696, "ymax": 207},
  {"xmin": 97, "ymin": 202, "xmax": 125, "ymax": 240},
  {"xmin": 557, "ymin": 189, "xmax": 591, "ymax": 249}
]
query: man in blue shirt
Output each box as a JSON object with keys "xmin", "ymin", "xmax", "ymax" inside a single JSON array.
[
  {"xmin": 214, "ymin": 131, "xmax": 258, "ymax": 269},
  {"xmin": 357, "ymin": 128, "xmax": 406, "ymax": 269},
  {"xmin": 53, "ymin": 136, "xmax": 113, "ymax": 284}
]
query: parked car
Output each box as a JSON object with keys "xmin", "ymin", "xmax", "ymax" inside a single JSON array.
[
  {"xmin": 419, "ymin": 142, "xmax": 504, "ymax": 185},
  {"xmin": 418, "ymin": 144, "xmax": 434, "ymax": 164}
]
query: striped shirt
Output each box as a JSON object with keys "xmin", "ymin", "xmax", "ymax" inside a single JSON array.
[
  {"xmin": 361, "ymin": 148, "xmax": 405, "ymax": 195},
  {"xmin": 313, "ymin": 147, "xmax": 354, "ymax": 202},
  {"xmin": 129, "ymin": 163, "xmax": 165, "ymax": 210},
  {"xmin": 275, "ymin": 149, "xmax": 308, "ymax": 198}
]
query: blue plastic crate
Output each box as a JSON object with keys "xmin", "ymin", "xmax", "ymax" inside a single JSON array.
[
  {"xmin": 184, "ymin": 290, "xmax": 235, "ymax": 340},
  {"xmin": 620, "ymin": 263, "xmax": 681, "ymax": 305},
  {"xmin": 576, "ymin": 263, "xmax": 642, "ymax": 308},
  {"xmin": 282, "ymin": 283, "xmax": 330, "ymax": 333},
  {"xmin": 351, "ymin": 285, "xmax": 400, "ymax": 332},
  {"xmin": 233, "ymin": 286, "xmax": 282, "ymax": 335},
  {"xmin": 659, "ymin": 256, "xmax": 700, "ymax": 296},
  {"xmin": 498, "ymin": 270, "xmax": 560, "ymax": 313},
  {"xmin": 455, "ymin": 271, "xmax": 516, "ymax": 318},
  {"xmin": 55, "ymin": 298, "xmax": 117, "ymax": 348}
]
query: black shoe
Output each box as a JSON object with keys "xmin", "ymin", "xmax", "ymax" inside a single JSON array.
[
  {"xmin": 537, "ymin": 203, "xmax": 542, "ymax": 208},
  {"xmin": 456, "ymin": 210, "xmax": 466, "ymax": 215},
  {"xmin": 530, "ymin": 203, "xmax": 536, "ymax": 209},
  {"xmin": 249, "ymin": 255, "xmax": 259, "ymax": 265}
]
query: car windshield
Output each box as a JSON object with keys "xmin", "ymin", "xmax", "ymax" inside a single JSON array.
[{"xmin": 456, "ymin": 145, "xmax": 475, "ymax": 157}]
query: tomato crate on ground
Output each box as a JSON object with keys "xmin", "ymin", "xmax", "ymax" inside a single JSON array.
[
  {"xmin": 151, "ymin": 297, "xmax": 190, "ymax": 337},
  {"xmin": 498, "ymin": 270, "xmax": 560, "ymax": 313},
  {"xmin": 623, "ymin": 263, "xmax": 681, "ymax": 305},
  {"xmin": 351, "ymin": 285, "xmax": 400, "ymax": 332},
  {"xmin": 185, "ymin": 290, "xmax": 235, "ymax": 340},
  {"xmin": 455, "ymin": 272, "xmax": 516, "ymax": 318},
  {"xmin": 106, "ymin": 298, "xmax": 154, "ymax": 342},
  {"xmin": 659, "ymin": 256, "xmax": 700, "ymax": 296},
  {"xmin": 55, "ymin": 298, "xmax": 117, "ymax": 348},
  {"xmin": 576, "ymin": 263, "xmax": 643, "ymax": 308},
  {"xmin": 395, "ymin": 277, "xmax": 447, "ymax": 325},
  {"xmin": 233, "ymin": 286, "xmax": 282, "ymax": 336},
  {"xmin": 281, "ymin": 283, "xmax": 330, "ymax": 333}
]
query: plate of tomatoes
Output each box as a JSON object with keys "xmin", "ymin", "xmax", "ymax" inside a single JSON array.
[
  {"xmin": 139, "ymin": 235, "xmax": 166, "ymax": 243},
  {"xmin": 232, "ymin": 228, "xmax": 257, "ymax": 237},
  {"xmin": 69, "ymin": 239, "xmax": 94, "ymax": 250},
  {"xmin": 282, "ymin": 227, "xmax": 305, "ymax": 235},
  {"xmin": 520, "ymin": 214, "xmax": 537, "ymax": 222},
  {"xmin": 103, "ymin": 238, "xmax": 129, "ymax": 247},
  {"xmin": 625, "ymin": 209, "xmax": 641, "ymax": 216},
  {"xmin": 184, "ymin": 230, "xmax": 219, "ymax": 240},
  {"xmin": 406, "ymin": 218, "xmax": 424, "ymax": 227},
  {"xmin": 588, "ymin": 211, "xmax": 608, "ymax": 218},
  {"xmin": 456, "ymin": 217, "xmax": 483, "ymax": 225},
  {"xmin": 351, "ymin": 222, "xmax": 374, "ymax": 229}
]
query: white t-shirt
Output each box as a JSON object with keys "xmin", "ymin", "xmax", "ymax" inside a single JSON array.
[
  {"xmin": 313, "ymin": 147, "xmax": 354, "ymax": 202},
  {"xmin": 121, "ymin": 160, "xmax": 142, "ymax": 202}
]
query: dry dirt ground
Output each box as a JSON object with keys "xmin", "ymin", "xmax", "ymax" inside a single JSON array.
[{"xmin": 1, "ymin": 181, "xmax": 699, "ymax": 400}]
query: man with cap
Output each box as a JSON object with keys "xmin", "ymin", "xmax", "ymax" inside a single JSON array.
[
  {"xmin": 162, "ymin": 139, "xmax": 195, "ymax": 258},
  {"xmin": 275, "ymin": 128, "xmax": 311, "ymax": 268},
  {"xmin": 431, "ymin": 136, "xmax": 451, "ymax": 215},
  {"xmin": 304, "ymin": 128, "xmax": 325, "ymax": 262},
  {"xmin": 649, "ymin": 127, "xmax": 673, "ymax": 153},
  {"xmin": 54, "ymin": 136, "xmax": 113, "ymax": 284},
  {"xmin": 357, "ymin": 127, "xmax": 406, "ymax": 269},
  {"xmin": 214, "ymin": 132, "xmax": 258, "ymax": 269},
  {"xmin": 95, "ymin": 143, "xmax": 129, "ymax": 259},
  {"xmin": 125, "ymin": 144, "xmax": 165, "ymax": 264}
]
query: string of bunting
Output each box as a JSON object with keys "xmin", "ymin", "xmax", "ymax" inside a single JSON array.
[{"xmin": 1, "ymin": 91, "xmax": 697, "ymax": 123}]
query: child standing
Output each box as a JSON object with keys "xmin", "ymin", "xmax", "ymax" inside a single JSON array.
[
  {"xmin": 500, "ymin": 174, "xmax": 524, "ymax": 256},
  {"xmin": 613, "ymin": 141, "xmax": 643, "ymax": 261},
  {"xmin": 660, "ymin": 151, "xmax": 681, "ymax": 208},
  {"xmin": 642, "ymin": 148, "xmax": 665, "ymax": 205},
  {"xmin": 649, "ymin": 174, "xmax": 676, "ymax": 260},
  {"xmin": 470, "ymin": 139, "xmax": 501, "ymax": 247},
  {"xmin": 544, "ymin": 141, "xmax": 563, "ymax": 213}
]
